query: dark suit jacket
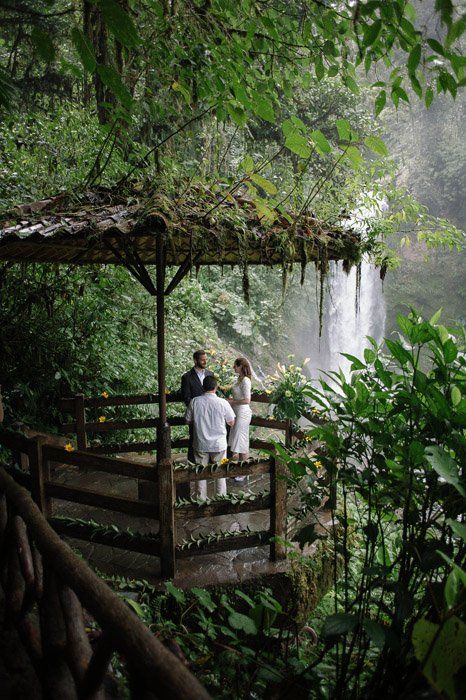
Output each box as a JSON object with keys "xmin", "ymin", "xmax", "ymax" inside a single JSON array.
[{"xmin": 181, "ymin": 367, "xmax": 214, "ymax": 407}]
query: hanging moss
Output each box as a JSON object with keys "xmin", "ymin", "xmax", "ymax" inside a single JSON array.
[
  {"xmin": 242, "ymin": 263, "xmax": 250, "ymax": 305},
  {"xmin": 300, "ymin": 237, "xmax": 307, "ymax": 286},
  {"xmin": 318, "ymin": 258, "xmax": 328, "ymax": 338},
  {"xmin": 342, "ymin": 258, "xmax": 353, "ymax": 275},
  {"xmin": 355, "ymin": 262, "xmax": 362, "ymax": 315},
  {"xmin": 281, "ymin": 263, "xmax": 288, "ymax": 300}
]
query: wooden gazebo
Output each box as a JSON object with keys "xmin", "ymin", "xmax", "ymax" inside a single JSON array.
[{"xmin": 0, "ymin": 184, "xmax": 366, "ymax": 577}]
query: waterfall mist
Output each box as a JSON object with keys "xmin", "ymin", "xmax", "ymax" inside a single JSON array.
[{"xmin": 292, "ymin": 262, "xmax": 386, "ymax": 380}]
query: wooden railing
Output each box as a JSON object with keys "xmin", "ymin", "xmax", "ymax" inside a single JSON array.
[
  {"xmin": 57, "ymin": 390, "xmax": 291, "ymax": 452},
  {"xmin": 0, "ymin": 419, "xmax": 289, "ymax": 578},
  {"xmin": 0, "ymin": 463, "xmax": 209, "ymax": 699}
]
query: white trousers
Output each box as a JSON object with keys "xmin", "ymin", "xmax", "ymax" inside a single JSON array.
[{"xmin": 193, "ymin": 449, "xmax": 227, "ymax": 499}]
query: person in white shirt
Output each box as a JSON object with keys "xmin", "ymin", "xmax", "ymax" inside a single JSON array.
[{"xmin": 185, "ymin": 375, "xmax": 235, "ymax": 499}]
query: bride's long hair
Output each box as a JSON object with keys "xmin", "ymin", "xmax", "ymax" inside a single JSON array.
[{"xmin": 234, "ymin": 357, "xmax": 252, "ymax": 379}]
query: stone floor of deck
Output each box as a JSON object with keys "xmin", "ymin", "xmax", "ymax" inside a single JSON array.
[{"xmin": 49, "ymin": 446, "xmax": 326, "ymax": 588}]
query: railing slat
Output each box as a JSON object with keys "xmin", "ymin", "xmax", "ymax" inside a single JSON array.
[
  {"xmin": 174, "ymin": 459, "xmax": 270, "ymax": 483},
  {"xmin": 50, "ymin": 518, "xmax": 160, "ymax": 556},
  {"xmin": 44, "ymin": 482, "xmax": 158, "ymax": 518},
  {"xmin": 42, "ymin": 446, "xmax": 158, "ymax": 482},
  {"xmin": 176, "ymin": 494, "xmax": 271, "ymax": 520},
  {"xmin": 176, "ymin": 530, "xmax": 270, "ymax": 558}
]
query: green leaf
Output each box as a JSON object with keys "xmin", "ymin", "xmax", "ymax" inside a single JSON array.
[
  {"xmin": 445, "ymin": 570, "xmax": 460, "ymax": 608},
  {"xmin": 99, "ymin": 0, "xmax": 141, "ymax": 48},
  {"xmin": 344, "ymin": 145, "xmax": 364, "ymax": 168},
  {"xmin": 364, "ymin": 135, "xmax": 388, "ymax": 157},
  {"xmin": 363, "ymin": 20, "xmax": 382, "ymax": 47},
  {"xmin": 340, "ymin": 353, "xmax": 365, "ymax": 370},
  {"xmin": 408, "ymin": 44, "xmax": 422, "ymax": 73},
  {"xmin": 385, "ymin": 339, "xmax": 412, "ymax": 366},
  {"xmin": 427, "ymin": 37, "xmax": 445, "ymax": 56},
  {"xmin": 425, "ymin": 446, "xmax": 465, "ymax": 497},
  {"xmin": 284, "ymin": 132, "xmax": 311, "ymax": 159},
  {"xmin": 451, "ymin": 386, "xmax": 461, "ymax": 406},
  {"xmin": 425, "ymin": 87, "xmax": 434, "ymax": 108},
  {"xmin": 412, "ymin": 617, "xmax": 466, "ymax": 699},
  {"xmin": 410, "ymin": 73, "xmax": 423, "ymax": 98},
  {"xmin": 375, "ymin": 90, "xmax": 387, "ymax": 116},
  {"xmin": 443, "ymin": 338, "xmax": 458, "ymax": 363},
  {"xmin": 323, "ymin": 613, "xmax": 358, "ymax": 637},
  {"xmin": 165, "ymin": 580, "xmax": 186, "ymax": 604},
  {"xmin": 336, "ymin": 118, "xmax": 351, "ymax": 141},
  {"xmin": 228, "ymin": 612, "xmax": 258, "ymax": 635},
  {"xmin": 250, "ymin": 173, "xmax": 277, "ymax": 195},
  {"xmin": 97, "ymin": 65, "xmax": 132, "ymax": 109},
  {"xmin": 253, "ymin": 96, "xmax": 275, "ymax": 123},
  {"xmin": 446, "ymin": 518, "xmax": 466, "ymax": 542},
  {"xmin": 192, "ymin": 587, "xmax": 216, "ymax": 612},
  {"xmin": 71, "ymin": 28, "xmax": 97, "ymax": 73},
  {"xmin": 122, "ymin": 596, "xmax": 145, "ymax": 618},
  {"xmin": 314, "ymin": 55, "xmax": 325, "ymax": 81},
  {"xmin": 311, "ymin": 129, "xmax": 331, "ymax": 154},
  {"xmin": 240, "ymin": 155, "xmax": 254, "ymax": 173},
  {"xmin": 430, "ymin": 308, "xmax": 443, "ymax": 325},
  {"xmin": 227, "ymin": 102, "xmax": 247, "ymax": 127},
  {"xmin": 31, "ymin": 28, "xmax": 56, "ymax": 62},
  {"xmin": 438, "ymin": 552, "xmax": 466, "ymax": 586}
]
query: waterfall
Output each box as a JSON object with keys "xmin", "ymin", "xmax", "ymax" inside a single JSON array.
[{"xmin": 308, "ymin": 261, "xmax": 386, "ymax": 379}]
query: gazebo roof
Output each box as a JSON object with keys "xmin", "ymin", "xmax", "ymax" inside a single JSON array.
[{"xmin": 0, "ymin": 185, "xmax": 364, "ymax": 268}]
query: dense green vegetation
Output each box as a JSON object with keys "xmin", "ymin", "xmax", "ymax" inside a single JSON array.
[{"xmin": 1, "ymin": 1, "xmax": 465, "ymax": 698}]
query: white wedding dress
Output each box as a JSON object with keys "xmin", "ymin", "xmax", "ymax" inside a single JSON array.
[{"xmin": 228, "ymin": 377, "xmax": 252, "ymax": 453}]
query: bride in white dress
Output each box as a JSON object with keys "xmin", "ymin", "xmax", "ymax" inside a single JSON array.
[{"xmin": 228, "ymin": 358, "xmax": 252, "ymax": 481}]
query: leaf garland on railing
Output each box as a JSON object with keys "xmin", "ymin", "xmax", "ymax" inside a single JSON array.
[
  {"xmin": 177, "ymin": 526, "xmax": 270, "ymax": 551},
  {"xmin": 50, "ymin": 516, "xmax": 159, "ymax": 544},
  {"xmin": 175, "ymin": 489, "xmax": 270, "ymax": 509},
  {"xmin": 173, "ymin": 456, "xmax": 263, "ymax": 476}
]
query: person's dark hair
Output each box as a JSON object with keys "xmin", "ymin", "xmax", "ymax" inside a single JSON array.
[
  {"xmin": 234, "ymin": 357, "xmax": 252, "ymax": 379},
  {"xmin": 203, "ymin": 375, "xmax": 218, "ymax": 392},
  {"xmin": 193, "ymin": 349, "xmax": 207, "ymax": 362}
]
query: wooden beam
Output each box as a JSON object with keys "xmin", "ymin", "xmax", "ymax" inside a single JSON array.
[
  {"xmin": 44, "ymin": 482, "xmax": 158, "ymax": 519},
  {"xmin": 50, "ymin": 518, "xmax": 160, "ymax": 556},
  {"xmin": 175, "ymin": 494, "xmax": 271, "ymax": 520},
  {"xmin": 176, "ymin": 530, "xmax": 270, "ymax": 558},
  {"xmin": 41, "ymin": 446, "xmax": 158, "ymax": 482},
  {"xmin": 174, "ymin": 459, "xmax": 270, "ymax": 483}
]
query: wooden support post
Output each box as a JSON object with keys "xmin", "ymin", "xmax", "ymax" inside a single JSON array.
[
  {"xmin": 158, "ymin": 455, "xmax": 175, "ymax": 579},
  {"xmin": 269, "ymin": 453, "xmax": 287, "ymax": 561},
  {"xmin": 285, "ymin": 419, "xmax": 293, "ymax": 448},
  {"xmin": 75, "ymin": 394, "xmax": 87, "ymax": 451},
  {"xmin": 29, "ymin": 436, "xmax": 51, "ymax": 518}
]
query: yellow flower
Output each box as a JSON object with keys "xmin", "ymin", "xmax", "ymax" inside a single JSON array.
[
  {"xmin": 265, "ymin": 389, "xmax": 272, "ymax": 395},
  {"xmin": 305, "ymin": 436, "xmax": 313, "ymax": 442},
  {"xmin": 165, "ymin": 389, "xmax": 171, "ymax": 395},
  {"xmin": 311, "ymin": 407, "xmax": 320, "ymax": 414},
  {"xmin": 98, "ymin": 415, "xmax": 106, "ymax": 423},
  {"xmin": 314, "ymin": 460, "xmax": 322, "ymax": 469},
  {"xmin": 101, "ymin": 391, "xmax": 109, "ymax": 399},
  {"xmin": 64, "ymin": 443, "xmax": 74, "ymax": 452},
  {"xmin": 220, "ymin": 457, "xmax": 229, "ymax": 465}
]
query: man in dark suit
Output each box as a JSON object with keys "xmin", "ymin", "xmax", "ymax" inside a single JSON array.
[{"xmin": 181, "ymin": 349, "xmax": 214, "ymax": 463}]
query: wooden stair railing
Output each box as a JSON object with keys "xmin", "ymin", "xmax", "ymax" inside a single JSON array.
[{"xmin": 0, "ymin": 464, "xmax": 210, "ymax": 699}]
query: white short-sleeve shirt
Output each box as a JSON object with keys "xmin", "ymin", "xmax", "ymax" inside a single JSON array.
[{"xmin": 185, "ymin": 393, "xmax": 235, "ymax": 452}]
